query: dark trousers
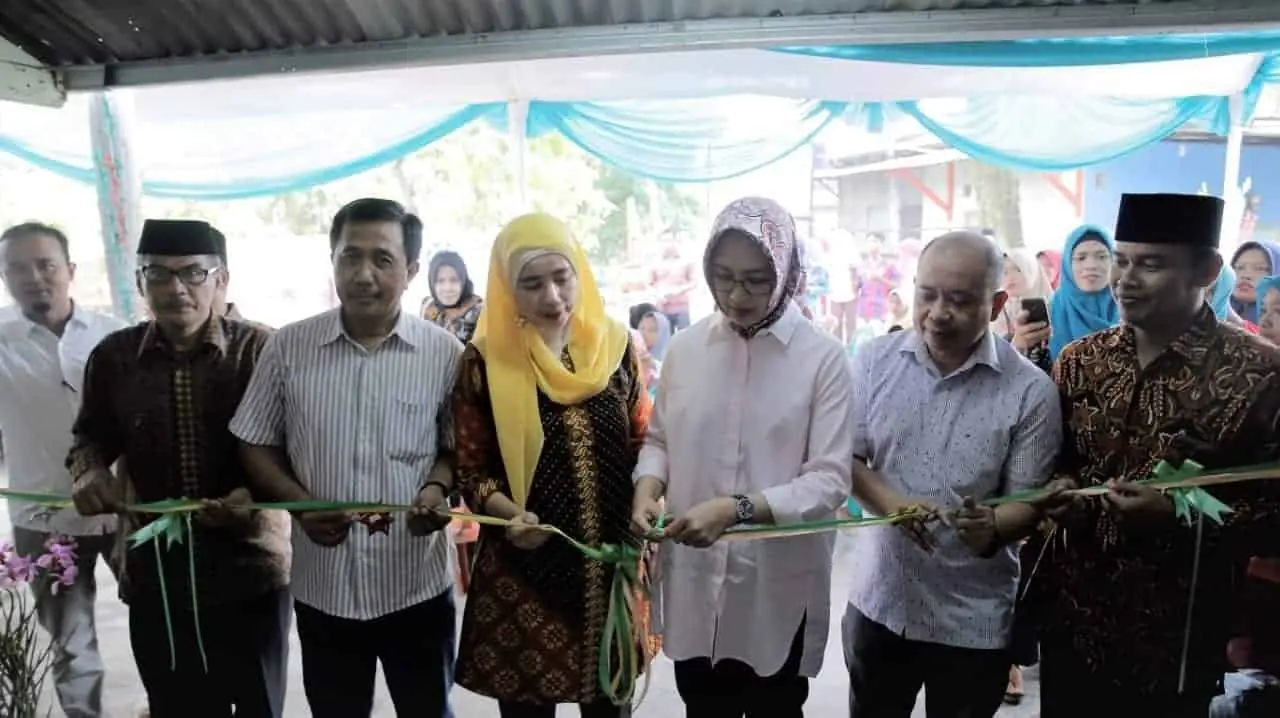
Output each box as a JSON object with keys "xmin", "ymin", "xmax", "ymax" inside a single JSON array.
[
  {"xmin": 1039, "ymin": 640, "xmax": 1213, "ymax": 718},
  {"xmin": 842, "ymin": 605, "xmax": 1008, "ymax": 718},
  {"xmin": 498, "ymin": 700, "xmax": 630, "ymax": 718},
  {"xmin": 295, "ymin": 588, "xmax": 456, "ymax": 718},
  {"xmin": 129, "ymin": 586, "xmax": 290, "ymax": 718},
  {"xmin": 673, "ymin": 618, "xmax": 808, "ymax": 718}
]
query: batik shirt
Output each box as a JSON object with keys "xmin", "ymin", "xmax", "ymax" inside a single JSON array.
[
  {"xmin": 68, "ymin": 317, "xmax": 289, "ymax": 607},
  {"xmin": 1039, "ymin": 306, "xmax": 1280, "ymax": 697}
]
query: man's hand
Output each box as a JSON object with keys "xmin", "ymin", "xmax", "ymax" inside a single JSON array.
[
  {"xmin": 886, "ymin": 497, "xmax": 940, "ymax": 553},
  {"xmin": 1010, "ymin": 310, "xmax": 1051, "ymax": 354},
  {"xmin": 408, "ymin": 484, "xmax": 452, "ymax": 537},
  {"xmin": 665, "ymin": 497, "xmax": 737, "ymax": 548},
  {"xmin": 297, "ymin": 510, "xmax": 353, "ymax": 547},
  {"xmin": 946, "ymin": 496, "xmax": 998, "ymax": 556},
  {"xmin": 1103, "ymin": 480, "xmax": 1174, "ymax": 524},
  {"xmin": 506, "ymin": 511, "xmax": 551, "ymax": 550},
  {"xmin": 196, "ymin": 488, "xmax": 253, "ymax": 529},
  {"xmin": 71, "ymin": 469, "xmax": 123, "ymax": 516},
  {"xmin": 1029, "ymin": 478, "xmax": 1083, "ymax": 521}
]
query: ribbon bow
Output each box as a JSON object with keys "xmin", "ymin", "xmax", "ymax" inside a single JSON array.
[{"xmin": 1150, "ymin": 460, "xmax": 1234, "ymax": 526}]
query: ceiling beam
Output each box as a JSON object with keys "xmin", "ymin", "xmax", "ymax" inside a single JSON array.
[
  {"xmin": 0, "ymin": 37, "xmax": 64, "ymax": 107},
  {"xmin": 58, "ymin": 1, "xmax": 1280, "ymax": 92}
]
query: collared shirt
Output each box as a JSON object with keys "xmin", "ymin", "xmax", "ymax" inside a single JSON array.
[
  {"xmin": 846, "ymin": 330, "xmax": 1061, "ymax": 650},
  {"xmin": 1043, "ymin": 306, "xmax": 1280, "ymax": 695},
  {"xmin": 0, "ymin": 306, "xmax": 126, "ymax": 535},
  {"xmin": 635, "ymin": 305, "xmax": 854, "ymax": 677},
  {"xmin": 229, "ymin": 309, "xmax": 462, "ymax": 621},
  {"xmin": 67, "ymin": 316, "xmax": 288, "ymax": 606}
]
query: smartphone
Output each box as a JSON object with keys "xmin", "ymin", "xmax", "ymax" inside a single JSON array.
[{"xmin": 1021, "ymin": 297, "xmax": 1049, "ymax": 325}]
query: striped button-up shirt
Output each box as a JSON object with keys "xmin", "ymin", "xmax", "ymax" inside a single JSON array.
[
  {"xmin": 846, "ymin": 330, "xmax": 1061, "ymax": 650},
  {"xmin": 230, "ymin": 309, "xmax": 462, "ymax": 620}
]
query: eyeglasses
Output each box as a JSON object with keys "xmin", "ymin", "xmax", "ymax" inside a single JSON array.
[
  {"xmin": 709, "ymin": 273, "xmax": 775, "ymax": 296},
  {"xmin": 139, "ymin": 264, "xmax": 219, "ymax": 287}
]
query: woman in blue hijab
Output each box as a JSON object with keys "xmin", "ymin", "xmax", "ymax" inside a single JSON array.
[
  {"xmin": 1230, "ymin": 240, "xmax": 1280, "ymax": 324},
  {"xmin": 1048, "ymin": 225, "xmax": 1121, "ymax": 358}
]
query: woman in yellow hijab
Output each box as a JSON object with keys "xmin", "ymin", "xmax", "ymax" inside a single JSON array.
[{"xmin": 451, "ymin": 213, "xmax": 651, "ymax": 717}]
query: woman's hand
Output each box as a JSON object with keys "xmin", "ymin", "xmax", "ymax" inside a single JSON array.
[
  {"xmin": 506, "ymin": 511, "xmax": 551, "ymax": 550},
  {"xmin": 665, "ymin": 497, "xmax": 737, "ymax": 548},
  {"xmin": 1010, "ymin": 310, "xmax": 1051, "ymax": 354}
]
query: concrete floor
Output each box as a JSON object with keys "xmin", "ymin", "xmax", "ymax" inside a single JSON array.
[{"xmin": 8, "ymin": 520, "xmax": 1040, "ymax": 717}]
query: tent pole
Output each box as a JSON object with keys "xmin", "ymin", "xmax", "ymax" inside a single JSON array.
[
  {"xmin": 1220, "ymin": 93, "xmax": 1246, "ymax": 259},
  {"xmin": 88, "ymin": 90, "xmax": 142, "ymax": 321},
  {"xmin": 508, "ymin": 101, "xmax": 530, "ymax": 212}
]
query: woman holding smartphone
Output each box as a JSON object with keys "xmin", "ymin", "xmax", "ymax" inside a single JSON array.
[
  {"xmin": 992, "ymin": 248, "xmax": 1052, "ymax": 338},
  {"xmin": 1012, "ymin": 226, "xmax": 1120, "ymax": 374}
]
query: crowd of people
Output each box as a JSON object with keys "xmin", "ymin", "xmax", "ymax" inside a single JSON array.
[{"xmin": 0, "ymin": 190, "xmax": 1277, "ymax": 718}]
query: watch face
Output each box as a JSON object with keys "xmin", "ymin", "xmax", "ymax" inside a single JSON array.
[{"xmin": 735, "ymin": 495, "xmax": 754, "ymax": 522}]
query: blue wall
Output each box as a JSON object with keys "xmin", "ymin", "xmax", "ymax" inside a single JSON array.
[{"xmin": 1083, "ymin": 139, "xmax": 1280, "ymax": 235}]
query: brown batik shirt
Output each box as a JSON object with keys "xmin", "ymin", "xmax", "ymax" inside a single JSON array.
[
  {"xmin": 67, "ymin": 316, "xmax": 289, "ymax": 607},
  {"xmin": 1037, "ymin": 306, "xmax": 1280, "ymax": 697}
]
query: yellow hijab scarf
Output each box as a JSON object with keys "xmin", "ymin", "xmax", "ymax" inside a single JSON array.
[{"xmin": 471, "ymin": 213, "xmax": 630, "ymax": 509}]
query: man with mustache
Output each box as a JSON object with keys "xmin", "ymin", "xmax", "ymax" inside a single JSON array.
[
  {"xmin": 1029, "ymin": 193, "xmax": 1280, "ymax": 717},
  {"xmin": 0, "ymin": 222, "xmax": 125, "ymax": 718},
  {"xmin": 232, "ymin": 198, "xmax": 460, "ymax": 718},
  {"xmin": 68, "ymin": 219, "xmax": 290, "ymax": 718}
]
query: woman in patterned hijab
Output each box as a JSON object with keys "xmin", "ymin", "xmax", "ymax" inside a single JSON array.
[{"xmin": 703, "ymin": 196, "xmax": 803, "ymax": 337}]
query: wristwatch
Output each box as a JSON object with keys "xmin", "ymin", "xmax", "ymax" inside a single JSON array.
[{"xmin": 732, "ymin": 494, "xmax": 755, "ymax": 525}]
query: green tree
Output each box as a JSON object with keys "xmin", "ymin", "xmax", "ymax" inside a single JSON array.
[
  {"xmin": 593, "ymin": 165, "xmax": 703, "ymax": 264},
  {"xmin": 233, "ymin": 124, "xmax": 614, "ymax": 258}
]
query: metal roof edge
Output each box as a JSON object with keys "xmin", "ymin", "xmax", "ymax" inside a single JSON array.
[{"xmin": 58, "ymin": 2, "xmax": 1280, "ymax": 91}]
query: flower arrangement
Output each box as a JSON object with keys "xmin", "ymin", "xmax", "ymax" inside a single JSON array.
[{"xmin": 0, "ymin": 536, "xmax": 77, "ymax": 718}]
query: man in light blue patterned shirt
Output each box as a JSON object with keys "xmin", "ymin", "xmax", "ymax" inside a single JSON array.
[{"xmin": 842, "ymin": 231, "xmax": 1062, "ymax": 718}]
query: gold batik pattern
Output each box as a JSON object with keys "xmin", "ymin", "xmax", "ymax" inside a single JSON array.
[{"xmin": 451, "ymin": 343, "xmax": 653, "ymax": 705}]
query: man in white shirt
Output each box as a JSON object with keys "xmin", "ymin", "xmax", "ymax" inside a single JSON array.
[
  {"xmin": 844, "ymin": 231, "xmax": 1061, "ymax": 718},
  {"xmin": 231, "ymin": 198, "xmax": 460, "ymax": 718},
  {"xmin": 631, "ymin": 197, "xmax": 855, "ymax": 718},
  {"xmin": 0, "ymin": 222, "xmax": 126, "ymax": 718}
]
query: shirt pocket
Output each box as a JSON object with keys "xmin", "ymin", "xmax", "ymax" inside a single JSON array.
[
  {"xmin": 385, "ymin": 397, "xmax": 437, "ymax": 467},
  {"xmin": 941, "ymin": 422, "xmax": 1011, "ymax": 500}
]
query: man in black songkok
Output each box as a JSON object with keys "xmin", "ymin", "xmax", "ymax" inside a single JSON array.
[
  {"xmin": 1025, "ymin": 193, "xmax": 1280, "ymax": 717},
  {"xmin": 69, "ymin": 217, "xmax": 290, "ymax": 717}
]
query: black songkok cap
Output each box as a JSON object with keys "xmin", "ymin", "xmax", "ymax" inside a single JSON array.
[
  {"xmin": 1114, "ymin": 193, "xmax": 1224, "ymax": 248},
  {"xmin": 137, "ymin": 219, "xmax": 227, "ymax": 262}
]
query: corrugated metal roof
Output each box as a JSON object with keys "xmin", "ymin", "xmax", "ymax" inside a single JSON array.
[
  {"xmin": 3, "ymin": 0, "xmax": 1280, "ymax": 91},
  {"xmin": 0, "ymin": 0, "xmax": 1194, "ymax": 67}
]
